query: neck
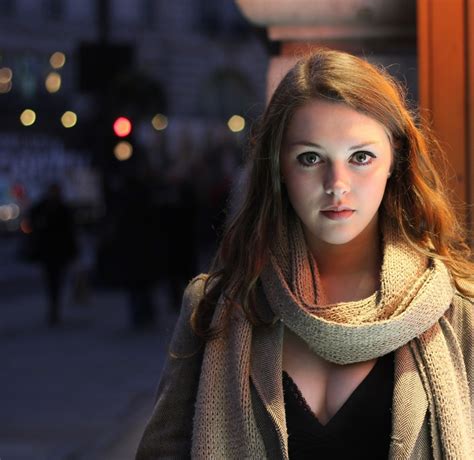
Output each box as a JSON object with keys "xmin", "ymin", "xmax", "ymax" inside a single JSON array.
[
  {"xmin": 313, "ymin": 234, "xmax": 381, "ymax": 277},
  {"xmin": 307, "ymin": 219, "xmax": 383, "ymax": 303}
]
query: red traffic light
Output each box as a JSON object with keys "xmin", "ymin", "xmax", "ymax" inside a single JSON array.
[{"xmin": 113, "ymin": 116, "xmax": 132, "ymax": 137}]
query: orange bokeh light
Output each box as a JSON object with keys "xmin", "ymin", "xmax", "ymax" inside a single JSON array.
[
  {"xmin": 21, "ymin": 219, "xmax": 32, "ymax": 234},
  {"xmin": 113, "ymin": 117, "xmax": 132, "ymax": 137}
]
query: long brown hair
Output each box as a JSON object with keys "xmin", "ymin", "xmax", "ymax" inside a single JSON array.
[{"xmin": 191, "ymin": 48, "xmax": 474, "ymax": 340}]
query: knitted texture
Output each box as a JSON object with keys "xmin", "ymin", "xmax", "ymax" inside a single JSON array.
[
  {"xmin": 191, "ymin": 218, "xmax": 473, "ymax": 459},
  {"xmin": 192, "ymin": 303, "xmax": 267, "ymax": 458}
]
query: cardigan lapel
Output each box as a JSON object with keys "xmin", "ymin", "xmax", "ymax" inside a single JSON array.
[
  {"xmin": 389, "ymin": 345, "xmax": 430, "ymax": 459},
  {"xmin": 250, "ymin": 321, "xmax": 289, "ymax": 459}
]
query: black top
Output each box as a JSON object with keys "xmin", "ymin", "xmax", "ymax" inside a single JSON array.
[{"xmin": 283, "ymin": 351, "xmax": 394, "ymax": 459}]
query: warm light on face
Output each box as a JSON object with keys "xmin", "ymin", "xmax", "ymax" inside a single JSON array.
[
  {"xmin": 20, "ymin": 109, "xmax": 36, "ymax": 126},
  {"xmin": 50, "ymin": 51, "xmax": 66, "ymax": 69},
  {"xmin": 280, "ymin": 99, "xmax": 393, "ymax": 251},
  {"xmin": 61, "ymin": 111, "xmax": 77, "ymax": 128},
  {"xmin": 114, "ymin": 141, "xmax": 133, "ymax": 161},
  {"xmin": 45, "ymin": 72, "xmax": 61, "ymax": 93},
  {"xmin": 151, "ymin": 114, "xmax": 168, "ymax": 131},
  {"xmin": 227, "ymin": 115, "xmax": 245, "ymax": 132},
  {"xmin": 113, "ymin": 117, "xmax": 132, "ymax": 137}
]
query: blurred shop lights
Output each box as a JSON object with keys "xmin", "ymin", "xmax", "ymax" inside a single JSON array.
[
  {"xmin": 50, "ymin": 51, "xmax": 66, "ymax": 69},
  {"xmin": 113, "ymin": 116, "xmax": 132, "ymax": 137},
  {"xmin": 112, "ymin": 116, "xmax": 133, "ymax": 161},
  {"xmin": 45, "ymin": 71, "xmax": 61, "ymax": 93},
  {"xmin": 114, "ymin": 141, "xmax": 133, "ymax": 161},
  {"xmin": 151, "ymin": 113, "xmax": 168, "ymax": 131},
  {"xmin": 20, "ymin": 109, "xmax": 36, "ymax": 126},
  {"xmin": 20, "ymin": 219, "xmax": 32, "ymax": 234},
  {"xmin": 61, "ymin": 111, "xmax": 77, "ymax": 128},
  {"xmin": 227, "ymin": 115, "xmax": 245, "ymax": 132},
  {"xmin": 0, "ymin": 203, "xmax": 20, "ymax": 221},
  {"xmin": 0, "ymin": 81, "xmax": 12, "ymax": 93},
  {"xmin": 0, "ymin": 67, "xmax": 12, "ymax": 93},
  {"xmin": 0, "ymin": 67, "xmax": 12, "ymax": 83}
]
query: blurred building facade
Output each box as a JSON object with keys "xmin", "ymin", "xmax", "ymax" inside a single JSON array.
[
  {"xmin": 0, "ymin": 0, "xmax": 268, "ymax": 116},
  {"xmin": 0, "ymin": 0, "xmax": 269, "ymax": 232}
]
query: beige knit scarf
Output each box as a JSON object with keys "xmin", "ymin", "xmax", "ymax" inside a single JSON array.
[{"xmin": 192, "ymin": 218, "xmax": 473, "ymax": 459}]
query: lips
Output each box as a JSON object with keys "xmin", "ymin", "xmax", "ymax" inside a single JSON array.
[{"xmin": 320, "ymin": 209, "xmax": 355, "ymax": 220}]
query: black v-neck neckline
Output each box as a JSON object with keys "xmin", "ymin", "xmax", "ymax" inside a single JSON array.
[{"xmin": 282, "ymin": 352, "xmax": 391, "ymax": 430}]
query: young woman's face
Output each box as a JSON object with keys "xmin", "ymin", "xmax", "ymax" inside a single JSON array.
[{"xmin": 280, "ymin": 99, "xmax": 393, "ymax": 251}]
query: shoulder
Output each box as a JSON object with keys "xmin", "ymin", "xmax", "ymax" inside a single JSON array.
[
  {"xmin": 169, "ymin": 274, "xmax": 209, "ymax": 357},
  {"xmin": 182, "ymin": 274, "xmax": 209, "ymax": 311}
]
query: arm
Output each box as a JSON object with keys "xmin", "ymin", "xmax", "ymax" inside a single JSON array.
[{"xmin": 135, "ymin": 276, "xmax": 207, "ymax": 460}]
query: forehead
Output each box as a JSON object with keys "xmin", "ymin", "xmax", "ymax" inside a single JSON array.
[{"xmin": 284, "ymin": 99, "xmax": 391, "ymax": 145}]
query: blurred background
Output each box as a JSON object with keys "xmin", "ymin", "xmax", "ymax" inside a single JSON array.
[{"xmin": 0, "ymin": 0, "xmax": 472, "ymax": 459}]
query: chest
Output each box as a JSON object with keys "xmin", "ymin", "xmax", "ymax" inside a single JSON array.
[{"xmin": 282, "ymin": 327, "xmax": 378, "ymax": 425}]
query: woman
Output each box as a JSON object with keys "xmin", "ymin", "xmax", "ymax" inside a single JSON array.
[{"xmin": 136, "ymin": 49, "xmax": 474, "ymax": 459}]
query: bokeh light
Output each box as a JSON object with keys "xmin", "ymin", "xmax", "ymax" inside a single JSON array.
[
  {"xmin": 50, "ymin": 51, "xmax": 66, "ymax": 69},
  {"xmin": 151, "ymin": 114, "xmax": 168, "ymax": 131},
  {"xmin": 45, "ymin": 72, "xmax": 61, "ymax": 93},
  {"xmin": 113, "ymin": 117, "xmax": 132, "ymax": 137},
  {"xmin": 0, "ymin": 81, "xmax": 12, "ymax": 94},
  {"xmin": 0, "ymin": 67, "xmax": 13, "ymax": 94},
  {"xmin": 227, "ymin": 114, "xmax": 245, "ymax": 132},
  {"xmin": 114, "ymin": 141, "xmax": 133, "ymax": 161},
  {"xmin": 20, "ymin": 219, "xmax": 32, "ymax": 234},
  {"xmin": 61, "ymin": 111, "xmax": 77, "ymax": 128},
  {"xmin": 0, "ymin": 67, "xmax": 13, "ymax": 84},
  {"xmin": 20, "ymin": 109, "xmax": 36, "ymax": 126},
  {"xmin": 0, "ymin": 204, "xmax": 20, "ymax": 221}
]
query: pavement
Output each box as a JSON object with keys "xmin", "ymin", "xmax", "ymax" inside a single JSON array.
[{"xmin": 0, "ymin": 236, "xmax": 180, "ymax": 460}]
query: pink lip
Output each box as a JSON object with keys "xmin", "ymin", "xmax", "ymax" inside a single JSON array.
[
  {"xmin": 321, "ymin": 205, "xmax": 354, "ymax": 211},
  {"xmin": 320, "ymin": 209, "xmax": 355, "ymax": 220}
]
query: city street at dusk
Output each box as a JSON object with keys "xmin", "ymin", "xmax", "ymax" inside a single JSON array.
[{"xmin": 0, "ymin": 235, "xmax": 177, "ymax": 460}]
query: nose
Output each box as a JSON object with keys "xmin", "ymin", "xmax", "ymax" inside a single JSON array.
[{"xmin": 323, "ymin": 162, "xmax": 350, "ymax": 198}]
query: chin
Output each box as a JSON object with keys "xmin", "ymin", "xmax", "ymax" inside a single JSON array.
[
  {"xmin": 320, "ymin": 234, "xmax": 360, "ymax": 246},
  {"xmin": 307, "ymin": 226, "xmax": 367, "ymax": 247}
]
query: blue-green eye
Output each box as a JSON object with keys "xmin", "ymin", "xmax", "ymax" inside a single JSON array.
[
  {"xmin": 297, "ymin": 152, "xmax": 321, "ymax": 167},
  {"xmin": 351, "ymin": 151, "xmax": 375, "ymax": 165}
]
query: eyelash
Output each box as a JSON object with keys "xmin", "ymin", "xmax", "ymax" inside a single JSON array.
[{"xmin": 296, "ymin": 151, "xmax": 376, "ymax": 168}]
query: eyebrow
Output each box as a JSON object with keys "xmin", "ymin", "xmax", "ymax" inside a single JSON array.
[{"xmin": 287, "ymin": 141, "xmax": 379, "ymax": 150}]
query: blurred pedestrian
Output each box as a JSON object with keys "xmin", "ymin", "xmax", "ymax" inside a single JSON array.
[
  {"xmin": 29, "ymin": 183, "xmax": 77, "ymax": 326},
  {"xmin": 115, "ymin": 174, "xmax": 158, "ymax": 330},
  {"xmin": 161, "ymin": 175, "xmax": 198, "ymax": 311}
]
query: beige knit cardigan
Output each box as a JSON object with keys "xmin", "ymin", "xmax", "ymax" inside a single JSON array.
[{"xmin": 136, "ymin": 275, "xmax": 474, "ymax": 460}]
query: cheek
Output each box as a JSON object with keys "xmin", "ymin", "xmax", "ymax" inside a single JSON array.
[
  {"xmin": 355, "ymin": 172, "xmax": 389, "ymax": 208},
  {"xmin": 284, "ymin": 173, "xmax": 319, "ymax": 206}
]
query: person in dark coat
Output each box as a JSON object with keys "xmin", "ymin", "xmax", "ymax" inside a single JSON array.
[
  {"xmin": 29, "ymin": 183, "xmax": 77, "ymax": 326},
  {"xmin": 115, "ymin": 174, "xmax": 158, "ymax": 330}
]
